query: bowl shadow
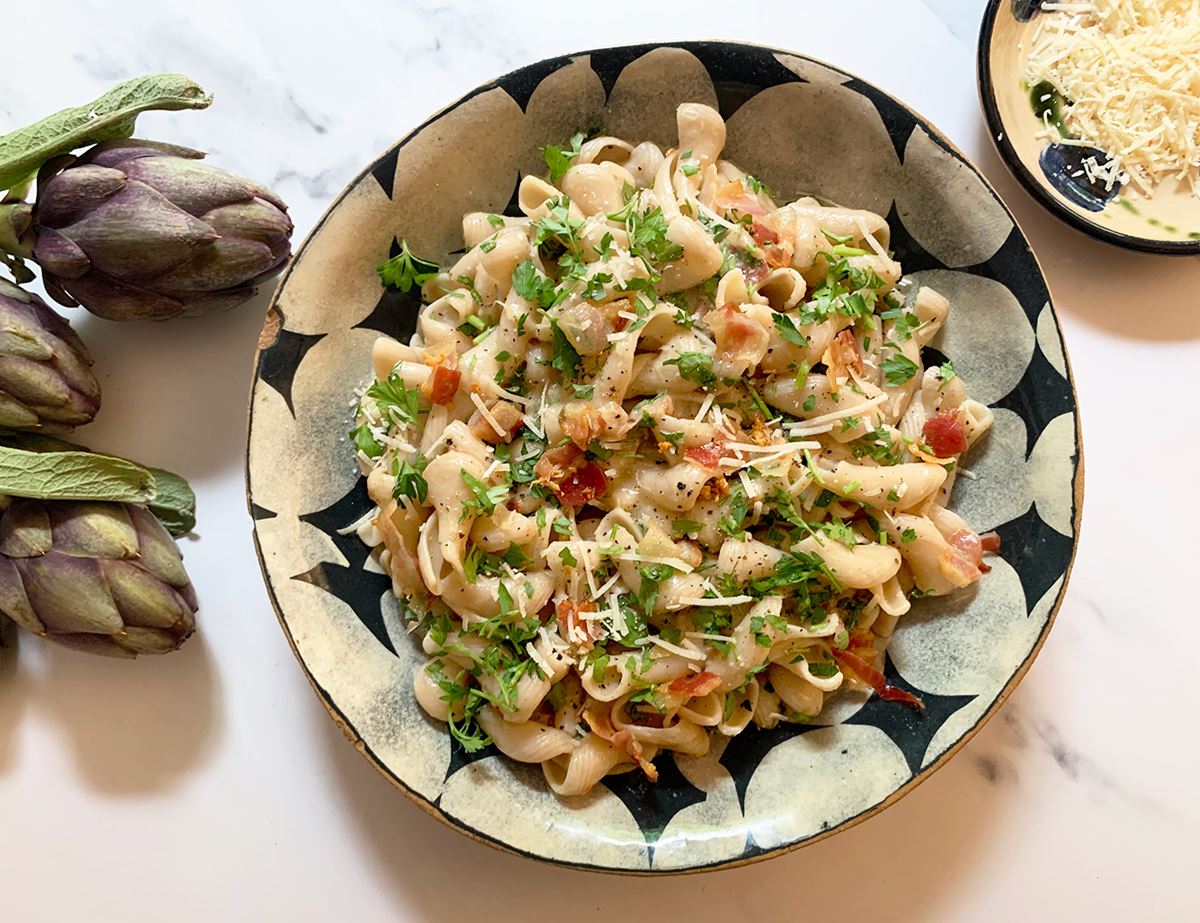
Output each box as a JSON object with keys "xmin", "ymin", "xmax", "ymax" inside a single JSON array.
[{"xmin": 973, "ymin": 122, "xmax": 1200, "ymax": 343}]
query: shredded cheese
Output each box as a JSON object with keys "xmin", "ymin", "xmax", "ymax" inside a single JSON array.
[
  {"xmin": 678, "ymin": 594, "xmax": 754, "ymax": 607},
  {"xmin": 785, "ymin": 393, "xmax": 889, "ymax": 435},
  {"xmin": 526, "ymin": 640, "xmax": 556, "ymax": 677},
  {"xmin": 616, "ymin": 552, "xmax": 694, "ymax": 573},
  {"xmin": 643, "ymin": 635, "xmax": 707, "ymax": 660},
  {"xmin": 1025, "ymin": 0, "xmax": 1200, "ymax": 198},
  {"xmin": 471, "ymin": 392, "xmax": 508, "ymax": 438}
]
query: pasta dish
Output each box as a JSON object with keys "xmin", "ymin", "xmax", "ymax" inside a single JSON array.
[{"xmin": 350, "ymin": 103, "xmax": 998, "ymax": 797}]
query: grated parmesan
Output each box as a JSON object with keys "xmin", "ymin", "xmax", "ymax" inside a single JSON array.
[
  {"xmin": 1025, "ymin": 0, "xmax": 1200, "ymax": 197},
  {"xmin": 678, "ymin": 594, "xmax": 754, "ymax": 607},
  {"xmin": 471, "ymin": 392, "xmax": 508, "ymax": 438}
]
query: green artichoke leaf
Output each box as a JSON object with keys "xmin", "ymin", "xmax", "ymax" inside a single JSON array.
[
  {"xmin": 145, "ymin": 467, "xmax": 196, "ymax": 537},
  {"xmin": 0, "ymin": 446, "xmax": 156, "ymax": 502},
  {"xmin": 0, "ymin": 435, "xmax": 197, "ymax": 535},
  {"xmin": 0, "ymin": 74, "xmax": 213, "ymax": 192}
]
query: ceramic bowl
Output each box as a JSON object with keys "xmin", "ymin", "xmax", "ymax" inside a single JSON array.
[
  {"xmin": 979, "ymin": 0, "xmax": 1200, "ymax": 254},
  {"xmin": 247, "ymin": 41, "xmax": 1083, "ymax": 873}
]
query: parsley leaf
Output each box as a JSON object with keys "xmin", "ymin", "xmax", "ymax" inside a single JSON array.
[
  {"xmin": 550, "ymin": 320, "xmax": 582, "ymax": 380},
  {"xmin": 393, "ymin": 453, "xmax": 429, "ymax": 503},
  {"xmin": 719, "ymin": 482, "xmax": 750, "ymax": 536},
  {"xmin": 541, "ymin": 130, "xmax": 586, "ymax": 183},
  {"xmin": 512, "ymin": 259, "xmax": 557, "ymax": 309},
  {"xmin": 377, "ymin": 239, "xmax": 440, "ymax": 294},
  {"xmin": 881, "ymin": 354, "xmax": 919, "ymax": 387},
  {"xmin": 366, "ymin": 370, "xmax": 422, "ymax": 425},
  {"xmin": 773, "ymin": 312, "xmax": 808, "ymax": 347},
  {"xmin": 351, "ymin": 422, "xmax": 382, "ymax": 458},
  {"xmin": 626, "ymin": 206, "xmax": 684, "ymax": 265},
  {"xmin": 664, "ymin": 351, "xmax": 717, "ymax": 388},
  {"xmin": 461, "ymin": 471, "xmax": 507, "ymax": 518}
]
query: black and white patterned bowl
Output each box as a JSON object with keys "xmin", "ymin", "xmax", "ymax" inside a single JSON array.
[{"xmin": 247, "ymin": 42, "xmax": 1083, "ymax": 874}]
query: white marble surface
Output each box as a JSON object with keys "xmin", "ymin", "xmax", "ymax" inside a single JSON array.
[{"xmin": 2, "ymin": 1, "xmax": 1197, "ymax": 919}]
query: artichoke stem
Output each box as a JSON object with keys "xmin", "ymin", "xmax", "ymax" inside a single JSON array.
[{"xmin": 0, "ymin": 203, "xmax": 34, "ymax": 260}]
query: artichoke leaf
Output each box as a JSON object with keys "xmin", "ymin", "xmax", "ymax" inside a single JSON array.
[
  {"xmin": 145, "ymin": 467, "xmax": 196, "ymax": 536},
  {"xmin": 0, "ymin": 446, "xmax": 155, "ymax": 503},
  {"xmin": 0, "ymin": 74, "xmax": 213, "ymax": 192}
]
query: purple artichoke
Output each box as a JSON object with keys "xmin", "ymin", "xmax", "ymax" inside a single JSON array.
[
  {"xmin": 0, "ymin": 498, "xmax": 197, "ymax": 656},
  {"xmin": 0, "ymin": 277, "xmax": 100, "ymax": 431},
  {"xmin": 2, "ymin": 139, "xmax": 292, "ymax": 320}
]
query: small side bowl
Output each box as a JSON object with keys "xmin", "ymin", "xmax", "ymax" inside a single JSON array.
[{"xmin": 978, "ymin": 0, "xmax": 1200, "ymax": 254}]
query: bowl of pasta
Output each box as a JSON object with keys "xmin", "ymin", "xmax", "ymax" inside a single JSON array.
[{"xmin": 247, "ymin": 42, "xmax": 1082, "ymax": 873}]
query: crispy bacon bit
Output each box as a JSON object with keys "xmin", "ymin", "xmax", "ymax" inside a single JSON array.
[
  {"xmin": 560, "ymin": 401, "xmax": 603, "ymax": 450},
  {"xmin": 944, "ymin": 528, "xmax": 989, "ymax": 579},
  {"xmin": 825, "ymin": 329, "xmax": 863, "ymax": 390},
  {"xmin": 751, "ymin": 221, "xmax": 780, "ymax": 245},
  {"xmin": 559, "ymin": 461, "xmax": 608, "ymax": 509},
  {"xmin": 708, "ymin": 302, "xmax": 770, "ymax": 376},
  {"xmin": 468, "ymin": 399, "xmax": 524, "ymax": 443},
  {"xmin": 684, "ymin": 441, "xmax": 726, "ymax": 470},
  {"xmin": 421, "ymin": 365, "xmax": 461, "ymax": 405},
  {"xmin": 534, "ymin": 444, "xmax": 584, "ymax": 484},
  {"xmin": 923, "ymin": 410, "xmax": 968, "ymax": 458},
  {"xmin": 538, "ymin": 444, "xmax": 608, "ymax": 508},
  {"xmin": 742, "ymin": 262, "xmax": 769, "ymax": 287},
  {"xmin": 830, "ymin": 647, "xmax": 924, "ymax": 710},
  {"xmin": 713, "ymin": 179, "xmax": 767, "ymax": 217},
  {"xmin": 611, "ymin": 728, "xmax": 659, "ymax": 782},
  {"xmin": 599, "ymin": 296, "xmax": 634, "ymax": 326},
  {"xmin": 980, "ymin": 532, "xmax": 1002, "ymax": 554},
  {"xmin": 762, "ymin": 244, "xmax": 791, "ymax": 269},
  {"xmin": 557, "ymin": 598, "xmax": 602, "ymax": 646},
  {"xmin": 668, "ymin": 671, "xmax": 722, "ymax": 698}
]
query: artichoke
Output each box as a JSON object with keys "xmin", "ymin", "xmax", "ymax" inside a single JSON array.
[
  {"xmin": 0, "ymin": 139, "xmax": 293, "ymax": 320},
  {"xmin": 0, "ymin": 277, "xmax": 99, "ymax": 431},
  {"xmin": 0, "ymin": 498, "xmax": 197, "ymax": 655}
]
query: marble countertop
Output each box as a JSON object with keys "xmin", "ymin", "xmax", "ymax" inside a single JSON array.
[{"xmin": 2, "ymin": 1, "xmax": 1196, "ymax": 919}]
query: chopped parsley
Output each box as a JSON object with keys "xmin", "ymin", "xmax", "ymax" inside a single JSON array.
[
  {"xmin": 377, "ymin": 239, "xmax": 440, "ymax": 294},
  {"xmin": 773, "ymin": 312, "xmax": 808, "ymax": 347},
  {"xmin": 512, "ymin": 259, "xmax": 557, "ymax": 309},
  {"xmin": 365, "ymin": 370, "xmax": 422, "ymax": 425},
  {"xmin": 351, "ymin": 422, "xmax": 382, "ymax": 458},
  {"xmin": 550, "ymin": 320, "xmax": 582, "ymax": 379},
  {"xmin": 881, "ymin": 353, "xmax": 919, "ymax": 387},
  {"xmin": 541, "ymin": 130, "xmax": 586, "ymax": 183},
  {"xmin": 460, "ymin": 471, "xmax": 507, "ymax": 518},
  {"xmin": 393, "ymin": 453, "xmax": 429, "ymax": 503},
  {"xmin": 664, "ymin": 351, "xmax": 717, "ymax": 388},
  {"xmin": 719, "ymin": 482, "xmax": 750, "ymax": 536}
]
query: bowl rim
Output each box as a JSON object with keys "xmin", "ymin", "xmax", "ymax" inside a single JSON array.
[
  {"xmin": 976, "ymin": 0, "xmax": 1200, "ymax": 256},
  {"xmin": 246, "ymin": 38, "xmax": 1085, "ymax": 875}
]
